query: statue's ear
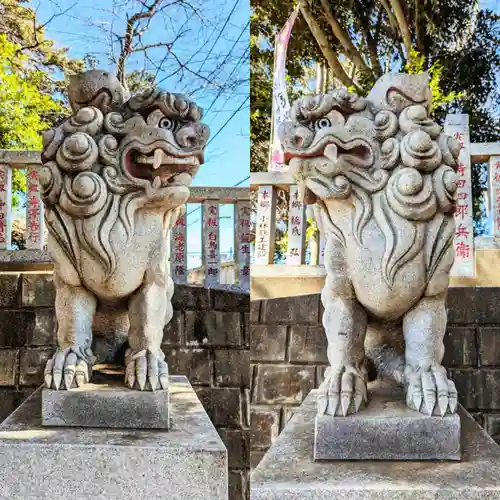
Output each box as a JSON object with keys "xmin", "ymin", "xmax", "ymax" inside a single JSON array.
[
  {"xmin": 68, "ymin": 70, "xmax": 130, "ymax": 114},
  {"xmin": 367, "ymin": 72, "xmax": 432, "ymax": 114}
]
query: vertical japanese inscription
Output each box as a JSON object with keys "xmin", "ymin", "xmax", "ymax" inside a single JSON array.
[
  {"xmin": 235, "ymin": 201, "xmax": 251, "ymax": 288},
  {"xmin": 444, "ymin": 114, "xmax": 475, "ymax": 278},
  {"xmin": 203, "ymin": 201, "xmax": 220, "ymax": 287},
  {"xmin": 170, "ymin": 210, "xmax": 187, "ymax": 284}
]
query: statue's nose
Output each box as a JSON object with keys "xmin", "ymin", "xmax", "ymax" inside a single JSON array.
[
  {"xmin": 279, "ymin": 122, "xmax": 312, "ymax": 150},
  {"xmin": 175, "ymin": 123, "xmax": 210, "ymax": 149}
]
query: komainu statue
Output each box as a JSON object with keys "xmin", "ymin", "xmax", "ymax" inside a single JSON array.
[
  {"xmin": 279, "ymin": 73, "xmax": 461, "ymax": 417},
  {"xmin": 40, "ymin": 70, "xmax": 209, "ymax": 391}
]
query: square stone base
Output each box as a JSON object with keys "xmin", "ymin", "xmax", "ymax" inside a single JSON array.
[
  {"xmin": 42, "ymin": 365, "xmax": 170, "ymax": 429},
  {"xmin": 314, "ymin": 381, "xmax": 461, "ymax": 460},
  {"xmin": 251, "ymin": 389, "xmax": 500, "ymax": 500},
  {"xmin": 0, "ymin": 376, "xmax": 227, "ymax": 500}
]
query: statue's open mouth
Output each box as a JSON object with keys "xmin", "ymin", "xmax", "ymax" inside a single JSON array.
[
  {"xmin": 124, "ymin": 147, "xmax": 201, "ymax": 188},
  {"xmin": 283, "ymin": 138, "xmax": 374, "ymax": 205},
  {"xmin": 283, "ymin": 137, "xmax": 373, "ymax": 168}
]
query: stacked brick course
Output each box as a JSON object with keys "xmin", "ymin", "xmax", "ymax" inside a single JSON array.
[
  {"xmin": 250, "ymin": 289, "xmax": 500, "ymax": 465},
  {"xmin": 0, "ymin": 273, "xmax": 250, "ymax": 500}
]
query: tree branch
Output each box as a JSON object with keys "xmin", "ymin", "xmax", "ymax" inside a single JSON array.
[
  {"xmin": 300, "ymin": 3, "xmax": 360, "ymax": 91},
  {"xmin": 415, "ymin": 0, "xmax": 424, "ymax": 52},
  {"xmin": 387, "ymin": 0, "xmax": 412, "ymax": 58},
  {"xmin": 352, "ymin": 3, "xmax": 383, "ymax": 77},
  {"xmin": 116, "ymin": 0, "xmax": 165, "ymax": 83},
  {"xmin": 319, "ymin": 0, "xmax": 373, "ymax": 79}
]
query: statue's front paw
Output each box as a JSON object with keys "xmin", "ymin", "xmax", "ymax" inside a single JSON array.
[
  {"xmin": 405, "ymin": 364, "xmax": 458, "ymax": 416},
  {"xmin": 44, "ymin": 347, "xmax": 93, "ymax": 390},
  {"xmin": 125, "ymin": 348, "xmax": 169, "ymax": 391},
  {"xmin": 317, "ymin": 363, "xmax": 368, "ymax": 416}
]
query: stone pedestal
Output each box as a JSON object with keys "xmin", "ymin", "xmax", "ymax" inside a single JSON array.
[
  {"xmin": 251, "ymin": 389, "xmax": 500, "ymax": 500},
  {"xmin": 0, "ymin": 376, "xmax": 227, "ymax": 500},
  {"xmin": 42, "ymin": 365, "xmax": 170, "ymax": 429},
  {"xmin": 314, "ymin": 381, "xmax": 461, "ymax": 460}
]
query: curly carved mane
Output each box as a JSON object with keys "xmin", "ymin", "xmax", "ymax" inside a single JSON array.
[
  {"xmin": 40, "ymin": 70, "xmax": 205, "ymax": 279},
  {"xmin": 281, "ymin": 73, "xmax": 462, "ymax": 286}
]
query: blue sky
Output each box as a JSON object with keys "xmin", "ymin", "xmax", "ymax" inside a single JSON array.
[{"xmin": 35, "ymin": 0, "xmax": 250, "ymax": 264}]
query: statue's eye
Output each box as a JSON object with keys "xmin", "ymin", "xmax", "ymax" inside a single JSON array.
[
  {"xmin": 159, "ymin": 117, "xmax": 175, "ymax": 130},
  {"xmin": 315, "ymin": 118, "xmax": 332, "ymax": 130}
]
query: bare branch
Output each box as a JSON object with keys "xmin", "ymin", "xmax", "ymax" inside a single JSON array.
[
  {"xmin": 300, "ymin": 3, "xmax": 360, "ymax": 91},
  {"xmin": 318, "ymin": 0, "xmax": 374, "ymax": 79},
  {"xmin": 387, "ymin": 0, "xmax": 412, "ymax": 58}
]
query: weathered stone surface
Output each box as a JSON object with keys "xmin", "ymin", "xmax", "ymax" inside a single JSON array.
[
  {"xmin": 162, "ymin": 310, "xmax": 183, "ymax": 345},
  {"xmin": 21, "ymin": 274, "xmax": 55, "ymax": 307},
  {"xmin": 448, "ymin": 368, "xmax": 479, "ymax": 409},
  {"xmin": 251, "ymin": 390, "xmax": 500, "ymax": 500},
  {"xmin": 278, "ymin": 73, "xmax": 461, "ymax": 418},
  {"xmin": 447, "ymin": 287, "xmax": 500, "ymax": 324},
  {"xmin": 30, "ymin": 309, "xmax": 57, "ymax": 346},
  {"xmin": 251, "ymin": 325, "xmax": 287, "ymax": 362},
  {"xmin": 289, "ymin": 325, "xmax": 328, "ymax": 364},
  {"xmin": 260, "ymin": 295, "xmax": 320, "ymax": 325},
  {"xmin": 212, "ymin": 287, "xmax": 249, "ymax": 311},
  {"xmin": 251, "ymin": 406, "xmax": 281, "ymax": 449},
  {"xmin": 485, "ymin": 414, "xmax": 500, "ymax": 444},
  {"xmin": 314, "ymin": 382, "xmax": 461, "ymax": 460},
  {"xmin": 172, "ymin": 284, "xmax": 210, "ymax": 311},
  {"xmin": 42, "ymin": 371, "xmax": 170, "ymax": 429},
  {"xmin": 218, "ymin": 429, "xmax": 250, "ymax": 468},
  {"xmin": 165, "ymin": 347, "xmax": 212, "ymax": 385},
  {"xmin": 0, "ymin": 274, "xmax": 19, "ymax": 307},
  {"xmin": 38, "ymin": 69, "xmax": 210, "ymax": 395},
  {"xmin": 250, "ymin": 301, "xmax": 261, "ymax": 323},
  {"xmin": 252, "ymin": 365, "xmax": 315, "ymax": 405},
  {"xmin": 0, "ymin": 349, "xmax": 18, "ymax": 386},
  {"xmin": 229, "ymin": 470, "xmax": 248, "ymax": 500},
  {"xmin": 196, "ymin": 387, "xmax": 242, "ymax": 427},
  {"xmin": 19, "ymin": 348, "xmax": 53, "ymax": 386},
  {"xmin": 443, "ymin": 327, "xmax": 477, "ymax": 367},
  {"xmin": 215, "ymin": 349, "xmax": 250, "ymax": 388},
  {"xmin": 478, "ymin": 327, "xmax": 500, "ymax": 366},
  {"xmin": 0, "ymin": 310, "xmax": 33, "ymax": 347},
  {"xmin": 0, "ymin": 377, "xmax": 227, "ymax": 500},
  {"xmin": 186, "ymin": 310, "xmax": 242, "ymax": 346}
]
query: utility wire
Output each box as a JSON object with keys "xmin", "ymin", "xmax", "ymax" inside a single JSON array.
[{"xmin": 196, "ymin": 0, "xmax": 240, "ymax": 75}]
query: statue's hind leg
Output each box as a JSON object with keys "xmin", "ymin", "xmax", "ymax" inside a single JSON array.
[
  {"xmin": 402, "ymin": 243, "xmax": 458, "ymax": 415},
  {"xmin": 318, "ymin": 233, "xmax": 369, "ymax": 417},
  {"xmin": 125, "ymin": 270, "xmax": 172, "ymax": 391},
  {"xmin": 44, "ymin": 272, "xmax": 97, "ymax": 390}
]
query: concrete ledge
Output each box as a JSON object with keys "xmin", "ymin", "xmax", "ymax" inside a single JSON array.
[
  {"xmin": 0, "ymin": 376, "xmax": 227, "ymax": 500},
  {"xmin": 251, "ymin": 389, "xmax": 500, "ymax": 500},
  {"xmin": 314, "ymin": 382, "xmax": 461, "ymax": 461},
  {"xmin": 42, "ymin": 367, "xmax": 170, "ymax": 429}
]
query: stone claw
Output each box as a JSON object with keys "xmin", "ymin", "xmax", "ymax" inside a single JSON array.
[
  {"xmin": 319, "ymin": 363, "xmax": 367, "ymax": 417},
  {"xmin": 44, "ymin": 348, "xmax": 93, "ymax": 390},
  {"xmin": 125, "ymin": 348, "xmax": 169, "ymax": 391},
  {"xmin": 405, "ymin": 364, "xmax": 457, "ymax": 416}
]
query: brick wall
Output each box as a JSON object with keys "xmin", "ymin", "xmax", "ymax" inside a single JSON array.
[
  {"xmin": 250, "ymin": 288, "xmax": 500, "ymax": 466},
  {"xmin": 0, "ymin": 273, "xmax": 250, "ymax": 500}
]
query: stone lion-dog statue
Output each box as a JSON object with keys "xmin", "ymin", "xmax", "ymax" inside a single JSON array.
[
  {"xmin": 40, "ymin": 70, "xmax": 209, "ymax": 391},
  {"xmin": 279, "ymin": 73, "xmax": 461, "ymax": 417}
]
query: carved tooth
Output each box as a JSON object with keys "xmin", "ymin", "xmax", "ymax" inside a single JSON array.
[
  {"xmin": 152, "ymin": 176, "xmax": 161, "ymax": 189},
  {"xmin": 324, "ymin": 143, "xmax": 338, "ymax": 163},
  {"xmin": 153, "ymin": 149, "xmax": 163, "ymax": 169}
]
